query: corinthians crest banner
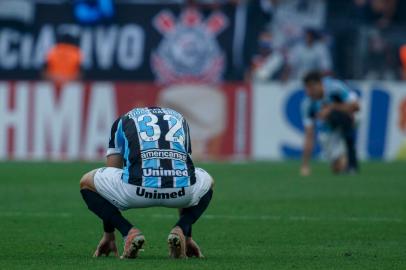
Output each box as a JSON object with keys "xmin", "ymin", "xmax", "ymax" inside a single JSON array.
[
  {"xmin": 151, "ymin": 8, "xmax": 228, "ymax": 84},
  {"xmin": 0, "ymin": 2, "xmax": 241, "ymax": 81}
]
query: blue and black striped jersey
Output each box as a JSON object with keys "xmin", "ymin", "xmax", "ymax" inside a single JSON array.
[
  {"xmin": 107, "ymin": 107, "xmax": 195, "ymax": 188},
  {"xmin": 302, "ymin": 77, "xmax": 358, "ymax": 130}
]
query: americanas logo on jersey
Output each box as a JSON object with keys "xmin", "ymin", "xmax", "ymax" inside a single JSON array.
[{"xmin": 151, "ymin": 8, "xmax": 228, "ymax": 84}]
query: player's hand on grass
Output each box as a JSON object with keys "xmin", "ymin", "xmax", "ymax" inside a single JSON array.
[
  {"xmin": 300, "ymin": 165, "xmax": 311, "ymax": 176},
  {"xmin": 93, "ymin": 232, "xmax": 119, "ymax": 257},
  {"xmin": 186, "ymin": 238, "xmax": 204, "ymax": 258}
]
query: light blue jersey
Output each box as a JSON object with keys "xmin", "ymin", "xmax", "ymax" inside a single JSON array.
[{"xmin": 302, "ymin": 77, "xmax": 358, "ymax": 132}]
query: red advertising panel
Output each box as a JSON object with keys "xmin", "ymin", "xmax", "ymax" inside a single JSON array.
[{"xmin": 0, "ymin": 81, "xmax": 250, "ymax": 160}]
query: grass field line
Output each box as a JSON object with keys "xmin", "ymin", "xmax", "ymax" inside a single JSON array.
[
  {"xmin": 150, "ymin": 213, "xmax": 405, "ymax": 223},
  {"xmin": 0, "ymin": 212, "xmax": 72, "ymax": 218},
  {"xmin": 1, "ymin": 211, "xmax": 404, "ymax": 223}
]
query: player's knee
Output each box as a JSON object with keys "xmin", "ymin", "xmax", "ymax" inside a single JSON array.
[
  {"xmin": 79, "ymin": 173, "xmax": 90, "ymax": 189},
  {"xmin": 331, "ymin": 160, "xmax": 345, "ymax": 174},
  {"xmin": 79, "ymin": 170, "xmax": 96, "ymax": 191},
  {"xmin": 210, "ymin": 176, "xmax": 215, "ymax": 190}
]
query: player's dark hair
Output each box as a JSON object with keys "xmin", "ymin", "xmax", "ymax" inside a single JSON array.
[{"xmin": 303, "ymin": 71, "xmax": 323, "ymax": 84}]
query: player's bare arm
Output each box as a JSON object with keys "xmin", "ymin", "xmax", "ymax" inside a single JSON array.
[
  {"xmin": 317, "ymin": 102, "xmax": 359, "ymax": 121},
  {"xmin": 329, "ymin": 101, "xmax": 360, "ymax": 114}
]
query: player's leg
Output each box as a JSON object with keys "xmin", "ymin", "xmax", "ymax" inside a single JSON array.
[
  {"xmin": 79, "ymin": 168, "xmax": 144, "ymax": 259},
  {"xmin": 327, "ymin": 110, "xmax": 359, "ymax": 173},
  {"xmin": 180, "ymin": 177, "xmax": 215, "ymax": 258},
  {"xmin": 320, "ymin": 130, "xmax": 347, "ymax": 174},
  {"xmin": 80, "ymin": 170, "xmax": 118, "ymax": 257},
  {"xmin": 331, "ymin": 155, "xmax": 347, "ymax": 174},
  {"xmin": 80, "ymin": 169, "xmax": 133, "ymax": 237},
  {"xmin": 177, "ymin": 209, "xmax": 201, "ymax": 258},
  {"xmin": 169, "ymin": 168, "xmax": 214, "ymax": 258},
  {"xmin": 342, "ymin": 127, "xmax": 359, "ymax": 173}
]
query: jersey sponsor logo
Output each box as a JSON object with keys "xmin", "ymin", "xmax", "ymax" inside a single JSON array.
[
  {"xmin": 136, "ymin": 187, "xmax": 186, "ymax": 199},
  {"xmin": 143, "ymin": 168, "xmax": 189, "ymax": 177},
  {"xmin": 141, "ymin": 149, "xmax": 187, "ymax": 162}
]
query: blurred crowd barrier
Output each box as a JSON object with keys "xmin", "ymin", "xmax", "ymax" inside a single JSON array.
[
  {"xmin": 2, "ymin": 80, "xmax": 406, "ymax": 161},
  {"xmin": 0, "ymin": 81, "xmax": 251, "ymax": 160},
  {"xmin": 253, "ymin": 81, "xmax": 406, "ymax": 161}
]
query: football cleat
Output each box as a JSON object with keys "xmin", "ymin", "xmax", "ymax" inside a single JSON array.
[
  {"xmin": 167, "ymin": 226, "xmax": 186, "ymax": 259},
  {"xmin": 121, "ymin": 228, "xmax": 145, "ymax": 259}
]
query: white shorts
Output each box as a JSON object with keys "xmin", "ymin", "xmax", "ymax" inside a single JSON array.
[
  {"xmin": 93, "ymin": 167, "xmax": 213, "ymax": 210},
  {"xmin": 319, "ymin": 131, "xmax": 346, "ymax": 162}
]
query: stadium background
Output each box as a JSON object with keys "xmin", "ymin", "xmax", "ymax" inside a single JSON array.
[
  {"xmin": 1, "ymin": 1, "xmax": 405, "ymax": 269},
  {"xmin": 1, "ymin": 0, "xmax": 406, "ymax": 161}
]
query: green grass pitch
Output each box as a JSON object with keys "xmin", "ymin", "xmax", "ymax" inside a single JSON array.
[{"xmin": 0, "ymin": 161, "xmax": 405, "ymax": 269}]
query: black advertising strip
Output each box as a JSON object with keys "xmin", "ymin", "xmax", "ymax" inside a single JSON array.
[{"xmin": 0, "ymin": 2, "xmax": 243, "ymax": 81}]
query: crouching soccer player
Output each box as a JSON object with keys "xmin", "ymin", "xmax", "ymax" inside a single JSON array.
[
  {"xmin": 300, "ymin": 72, "xmax": 360, "ymax": 176},
  {"xmin": 79, "ymin": 107, "xmax": 214, "ymax": 259}
]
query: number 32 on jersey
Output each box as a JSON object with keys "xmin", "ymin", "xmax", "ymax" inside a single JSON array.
[{"xmin": 136, "ymin": 114, "xmax": 184, "ymax": 144}]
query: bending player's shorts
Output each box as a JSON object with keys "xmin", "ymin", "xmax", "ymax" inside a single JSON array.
[
  {"xmin": 319, "ymin": 131, "xmax": 346, "ymax": 162},
  {"xmin": 93, "ymin": 167, "xmax": 213, "ymax": 210}
]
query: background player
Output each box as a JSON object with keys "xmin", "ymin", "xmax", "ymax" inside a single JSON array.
[
  {"xmin": 300, "ymin": 71, "xmax": 360, "ymax": 176},
  {"xmin": 79, "ymin": 107, "xmax": 214, "ymax": 259}
]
